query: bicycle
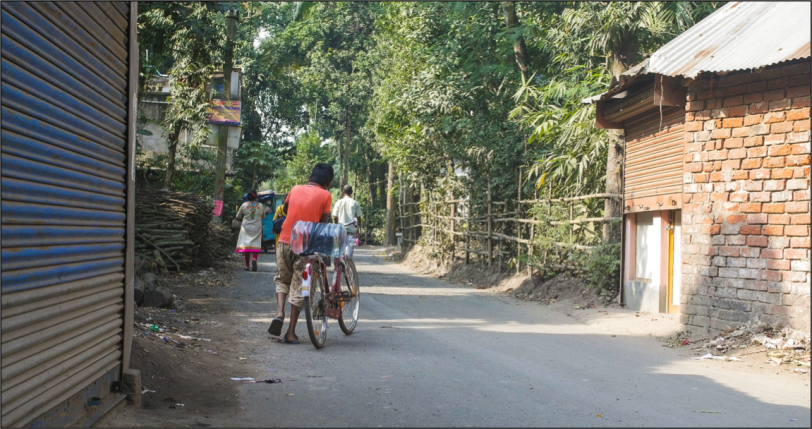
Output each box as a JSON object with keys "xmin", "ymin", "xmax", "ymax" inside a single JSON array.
[{"xmin": 299, "ymin": 220, "xmax": 360, "ymax": 349}]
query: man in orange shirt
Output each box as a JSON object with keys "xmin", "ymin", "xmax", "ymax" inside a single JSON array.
[{"xmin": 269, "ymin": 163, "xmax": 334, "ymax": 344}]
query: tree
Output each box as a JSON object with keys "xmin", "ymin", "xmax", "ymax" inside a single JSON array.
[{"xmin": 233, "ymin": 140, "xmax": 281, "ymax": 190}]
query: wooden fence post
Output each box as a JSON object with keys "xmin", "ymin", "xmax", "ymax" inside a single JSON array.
[
  {"xmin": 451, "ymin": 201, "xmax": 457, "ymax": 262},
  {"xmin": 569, "ymin": 197, "xmax": 574, "ymax": 244},
  {"xmin": 487, "ymin": 178, "xmax": 493, "ymax": 267}
]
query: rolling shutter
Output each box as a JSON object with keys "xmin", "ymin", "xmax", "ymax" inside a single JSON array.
[
  {"xmin": 1, "ymin": 2, "xmax": 131, "ymax": 426},
  {"xmin": 623, "ymin": 106, "xmax": 685, "ymax": 213}
]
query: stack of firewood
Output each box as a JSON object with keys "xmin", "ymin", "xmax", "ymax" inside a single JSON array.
[{"xmin": 135, "ymin": 189, "xmax": 232, "ymax": 272}]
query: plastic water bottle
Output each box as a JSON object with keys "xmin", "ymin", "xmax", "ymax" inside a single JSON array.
[
  {"xmin": 290, "ymin": 221, "xmax": 347, "ymax": 257},
  {"xmin": 343, "ymin": 234, "xmax": 359, "ymax": 259}
]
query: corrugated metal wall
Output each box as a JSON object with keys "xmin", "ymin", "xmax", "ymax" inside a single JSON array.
[
  {"xmin": 1, "ymin": 2, "xmax": 131, "ymax": 426},
  {"xmin": 623, "ymin": 106, "xmax": 686, "ymax": 213}
]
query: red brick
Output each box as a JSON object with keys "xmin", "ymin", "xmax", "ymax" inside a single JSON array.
[
  {"xmin": 711, "ymin": 129, "xmax": 731, "ymax": 139},
  {"xmin": 792, "ymin": 214, "xmax": 811, "ymax": 224},
  {"xmin": 785, "ymin": 249, "xmax": 808, "ymax": 259},
  {"xmin": 764, "ymin": 112, "xmax": 786, "ymax": 123},
  {"xmin": 687, "ymin": 101, "xmax": 705, "ymax": 111},
  {"xmin": 743, "ymin": 181, "xmax": 763, "ymax": 192},
  {"xmin": 751, "ymin": 192, "xmax": 772, "ymax": 202},
  {"xmin": 749, "ymin": 81, "xmax": 768, "ymax": 92},
  {"xmin": 768, "ymin": 145, "xmax": 792, "ymax": 156},
  {"xmin": 710, "ymin": 192, "xmax": 728, "ymax": 202},
  {"xmin": 769, "ymin": 214, "xmax": 790, "ymax": 224},
  {"xmin": 719, "ymin": 247, "xmax": 740, "ymax": 257},
  {"xmin": 747, "ymin": 235, "xmax": 768, "ymax": 247},
  {"xmin": 787, "ymin": 86, "xmax": 811, "ymax": 98},
  {"xmin": 740, "ymin": 203, "xmax": 762, "ymax": 213},
  {"xmin": 744, "ymin": 93, "xmax": 763, "ymax": 104},
  {"xmin": 767, "ymin": 78, "xmax": 789, "ymax": 90},
  {"xmin": 727, "ymin": 214, "xmax": 747, "ymax": 224},
  {"xmin": 782, "ymin": 62, "xmax": 811, "ymax": 76},
  {"xmin": 770, "ymin": 121, "xmax": 794, "ymax": 133},
  {"xmin": 728, "ymin": 148, "xmax": 746, "ymax": 159},
  {"xmin": 786, "ymin": 201, "xmax": 809, "ymax": 213},
  {"xmin": 787, "ymin": 155, "xmax": 811, "ymax": 166},
  {"xmin": 794, "ymin": 190, "xmax": 810, "ymax": 200},
  {"xmin": 685, "ymin": 121, "xmax": 702, "ymax": 132},
  {"xmin": 732, "ymin": 170, "xmax": 749, "ymax": 180},
  {"xmin": 762, "ymin": 203, "xmax": 785, "ymax": 213},
  {"xmin": 724, "ymin": 138, "xmax": 744, "ymax": 148},
  {"xmin": 762, "ymin": 225, "xmax": 784, "ymax": 236},
  {"xmin": 771, "ymin": 168, "xmax": 794, "ymax": 179},
  {"xmin": 771, "ymin": 99, "xmax": 792, "ymax": 111},
  {"xmin": 764, "ymin": 180, "xmax": 786, "ymax": 191},
  {"xmin": 792, "ymin": 143, "xmax": 811, "ymax": 154},
  {"xmin": 762, "ymin": 249, "xmax": 783, "ymax": 259},
  {"xmin": 787, "ymin": 107, "xmax": 810, "ymax": 121},
  {"xmin": 695, "ymin": 173, "xmax": 709, "ymax": 183},
  {"xmin": 792, "ymin": 96, "xmax": 810, "ymax": 108},
  {"xmin": 724, "ymin": 95, "xmax": 744, "ymax": 107},
  {"xmin": 729, "ymin": 105, "xmax": 748, "ymax": 117},
  {"xmin": 728, "ymin": 83, "xmax": 749, "ymax": 96},
  {"xmin": 767, "ymin": 259, "xmax": 790, "ymax": 270},
  {"xmin": 723, "ymin": 117, "xmax": 743, "ymax": 128},
  {"xmin": 749, "ymin": 169, "xmax": 771, "ymax": 180},
  {"xmin": 762, "ymin": 270, "xmax": 782, "ymax": 282},
  {"xmin": 750, "ymin": 102, "xmax": 769, "ymax": 114},
  {"xmin": 764, "ymin": 133, "xmax": 786, "ymax": 145},
  {"xmin": 791, "ymin": 237, "xmax": 811, "ymax": 248},
  {"xmin": 744, "ymin": 136, "xmax": 764, "ymax": 147},
  {"xmin": 747, "ymin": 146, "xmax": 767, "ymax": 157},
  {"xmin": 721, "ymin": 160, "xmax": 741, "ymax": 170},
  {"xmin": 764, "ymin": 89, "xmax": 786, "ymax": 102},
  {"xmin": 794, "ymin": 120, "xmax": 811, "ymax": 132},
  {"xmin": 685, "ymin": 162, "xmax": 703, "ymax": 173},
  {"xmin": 740, "ymin": 225, "xmax": 761, "ymax": 235},
  {"xmin": 743, "ymin": 114, "xmax": 762, "ymax": 126},
  {"xmin": 794, "ymin": 166, "xmax": 810, "ymax": 178},
  {"xmin": 710, "ymin": 171, "xmax": 724, "ymax": 182},
  {"xmin": 788, "ymin": 74, "xmax": 810, "ymax": 86},
  {"xmin": 786, "ymin": 225, "xmax": 810, "ymax": 236},
  {"xmin": 764, "ymin": 157, "xmax": 786, "ymax": 168}
]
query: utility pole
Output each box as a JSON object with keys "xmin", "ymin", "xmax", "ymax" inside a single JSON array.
[{"xmin": 213, "ymin": 10, "xmax": 238, "ymax": 223}]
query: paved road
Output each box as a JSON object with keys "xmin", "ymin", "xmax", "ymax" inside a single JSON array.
[{"xmin": 228, "ymin": 246, "xmax": 809, "ymax": 427}]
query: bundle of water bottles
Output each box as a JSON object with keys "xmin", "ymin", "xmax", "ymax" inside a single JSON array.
[{"xmin": 290, "ymin": 221, "xmax": 358, "ymax": 258}]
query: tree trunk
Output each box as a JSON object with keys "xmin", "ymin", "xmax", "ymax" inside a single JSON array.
[
  {"xmin": 342, "ymin": 107, "xmax": 351, "ymax": 188},
  {"xmin": 503, "ymin": 2, "xmax": 530, "ymax": 77},
  {"xmin": 163, "ymin": 126, "xmax": 180, "ymax": 189},
  {"xmin": 377, "ymin": 163, "xmax": 387, "ymax": 208},
  {"xmin": 252, "ymin": 165, "xmax": 257, "ymax": 190},
  {"xmin": 212, "ymin": 11, "xmax": 237, "ymax": 223},
  {"xmin": 385, "ymin": 162, "xmax": 397, "ymax": 246},
  {"xmin": 364, "ymin": 149, "xmax": 376, "ymax": 207},
  {"xmin": 603, "ymin": 42, "xmax": 636, "ymax": 243}
]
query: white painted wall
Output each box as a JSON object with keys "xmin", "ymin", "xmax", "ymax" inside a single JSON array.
[{"xmin": 635, "ymin": 211, "xmax": 660, "ymax": 284}]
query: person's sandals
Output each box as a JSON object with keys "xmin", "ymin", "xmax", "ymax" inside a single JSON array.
[
  {"xmin": 272, "ymin": 335, "xmax": 299, "ymax": 344},
  {"xmin": 243, "ymin": 267, "xmax": 250, "ymax": 271},
  {"xmin": 251, "ymin": 259, "xmax": 257, "ymax": 272},
  {"xmin": 268, "ymin": 317, "xmax": 284, "ymax": 336}
]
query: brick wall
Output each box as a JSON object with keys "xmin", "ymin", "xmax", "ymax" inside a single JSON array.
[{"xmin": 681, "ymin": 60, "xmax": 811, "ymax": 335}]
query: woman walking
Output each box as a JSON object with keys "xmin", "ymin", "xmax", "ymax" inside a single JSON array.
[{"xmin": 236, "ymin": 190, "xmax": 265, "ymax": 271}]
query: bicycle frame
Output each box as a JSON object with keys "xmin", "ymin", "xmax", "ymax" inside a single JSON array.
[{"xmin": 301, "ymin": 253, "xmax": 353, "ymax": 320}]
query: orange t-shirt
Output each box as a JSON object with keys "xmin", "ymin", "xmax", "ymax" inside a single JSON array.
[{"xmin": 278, "ymin": 184, "xmax": 332, "ymax": 244}]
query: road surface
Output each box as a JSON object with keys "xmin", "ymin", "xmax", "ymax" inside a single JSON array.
[{"xmin": 230, "ymin": 246, "xmax": 810, "ymax": 427}]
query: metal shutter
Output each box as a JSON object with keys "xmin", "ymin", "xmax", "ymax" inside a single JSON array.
[
  {"xmin": 1, "ymin": 2, "xmax": 131, "ymax": 426},
  {"xmin": 623, "ymin": 106, "xmax": 685, "ymax": 213}
]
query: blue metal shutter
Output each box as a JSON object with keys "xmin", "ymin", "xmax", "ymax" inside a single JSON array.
[{"xmin": 1, "ymin": 2, "xmax": 130, "ymax": 426}]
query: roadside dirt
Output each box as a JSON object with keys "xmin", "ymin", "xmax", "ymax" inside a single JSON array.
[{"xmin": 95, "ymin": 255, "xmax": 253, "ymax": 427}]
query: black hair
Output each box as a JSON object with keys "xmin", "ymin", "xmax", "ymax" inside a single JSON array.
[
  {"xmin": 247, "ymin": 190, "xmax": 257, "ymax": 201},
  {"xmin": 343, "ymin": 184, "xmax": 353, "ymax": 196},
  {"xmin": 310, "ymin": 163, "xmax": 334, "ymax": 187}
]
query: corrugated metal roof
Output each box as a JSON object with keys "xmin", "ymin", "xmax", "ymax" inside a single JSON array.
[
  {"xmin": 647, "ymin": 2, "xmax": 811, "ymax": 78},
  {"xmin": 584, "ymin": 2, "xmax": 811, "ymax": 104}
]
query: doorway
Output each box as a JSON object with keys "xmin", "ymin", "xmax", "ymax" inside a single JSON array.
[{"xmin": 666, "ymin": 210, "xmax": 682, "ymax": 315}]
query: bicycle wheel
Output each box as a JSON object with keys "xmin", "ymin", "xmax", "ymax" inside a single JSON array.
[
  {"xmin": 304, "ymin": 264, "xmax": 328, "ymax": 349},
  {"xmin": 338, "ymin": 259, "xmax": 360, "ymax": 334}
]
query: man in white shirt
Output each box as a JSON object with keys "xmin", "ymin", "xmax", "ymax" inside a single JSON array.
[{"xmin": 332, "ymin": 184, "xmax": 363, "ymax": 237}]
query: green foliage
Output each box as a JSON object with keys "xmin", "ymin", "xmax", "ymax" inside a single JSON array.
[
  {"xmin": 578, "ymin": 243, "xmax": 621, "ymax": 304},
  {"xmin": 273, "ymin": 129, "xmax": 335, "ymax": 192},
  {"xmin": 233, "ymin": 140, "xmax": 282, "ymax": 190}
]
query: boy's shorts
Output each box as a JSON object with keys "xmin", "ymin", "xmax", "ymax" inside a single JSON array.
[{"xmin": 274, "ymin": 242, "xmax": 305, "ymax": 308}]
